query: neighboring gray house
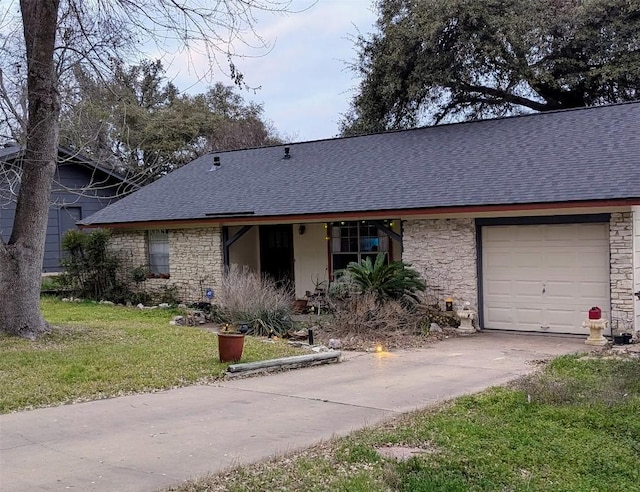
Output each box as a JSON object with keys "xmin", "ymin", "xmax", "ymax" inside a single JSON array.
[
  {"xmin": 81, "ymin": 102, "xmax": 640, "ymax": 336},
  {"xmin": 0, "ymin": 145, "xmax": 136, "ymax": 272}
]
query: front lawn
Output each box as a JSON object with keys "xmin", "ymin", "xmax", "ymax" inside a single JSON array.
[
  {"xmin": 173, "ymin": 353, "xmax": 640, "ymax": 491},
  {"xmin": 0, "ymin": 298, "xmax": 303, "ymax": 413}
]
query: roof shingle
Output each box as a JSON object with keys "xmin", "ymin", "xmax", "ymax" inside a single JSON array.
[{"xmin": 81, "ymin": 101, "xmax": 640, "ymax": 226}]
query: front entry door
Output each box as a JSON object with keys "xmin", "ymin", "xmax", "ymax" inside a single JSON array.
[{"xmin": 259, "ymin": 225, "xmax": 294, "ymax": 287}]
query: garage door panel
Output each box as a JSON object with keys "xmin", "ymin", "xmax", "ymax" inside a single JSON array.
[
  {"xmin": 544, "ymin": 250, "xmax": 577, "ymax": 268},
  {"xmin": 578, "ymin": 223, "xmax": 610, "ymax": 239},
  {"xmin": 484, "ymin": 251, "xmax": 513, "ymax": 268},
  {"xmin": 483, "ymin": 226, "xmax": 514, "ymax": 242},
  {"xmin": 485, "ymin": 279, "xmax": 512, "ymax": 296},
  {"xmin": 482, "ymin": 222, "xmax": 610, "ymax": 335},
  {"xmin": 516, "ymin": 308, "xmax": 544, "ymax": 325},
  {"xmin": 485, "ymin": 306, "xmax": 512, "ymax": 322},
  {"xmin": 512, "ymin": 268, "xmax": 544, "ymax": 281},
  {"xmin": 513, "ymin": 280, "xmax": 544, "ymax": 298},
  {"xmin": 486, "ymin": 307, "xmax": 544, "ymax": 331},
  {"xmin": 543, "ymin": 281, "xmax": 576, "ymax": 300},
  {"xmin": 579, "ymin": 280, "xmax": 609, "ymax": 296},
  {"xmin": 545, "ymin": 225, "xmax": 582, "ymax": 241},
  {"xmin": 516, "ymin": 225, "xmax": 546, "ymax": 241},
  {"xmin": 512, "ymin": 252, "xmax": 543, "ymax": 267},
  {"xmin": 545, "ymin": 309, "xmax": 584, "ymax": 333},
  {"xmin": 578, "ymin": 253, "xmax": 609, "ymax": 270}
]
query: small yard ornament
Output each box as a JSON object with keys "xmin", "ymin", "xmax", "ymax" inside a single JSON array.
[
  {"xmin": 456, "ymin": 302, "xmax": 476, "ymax": 335},
  {"xmin": 445, "ymin": 297, "xmax": 454, "ymax": 311},
  {"xmin": 582, "ymin": 306, "xmax": 608, "ymax": 346}
]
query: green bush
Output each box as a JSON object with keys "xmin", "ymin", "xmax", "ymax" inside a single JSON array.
[
  {"xmin": 343, "ymin": 253, "xmax": 426, "ymax": 304},
  {"xmin": 40, "ymin": 275, "xmax": 63, "ymax": 292},
  {"xmin": 59, "ymin": 229, "xmax": 132, "ymax": 302}
]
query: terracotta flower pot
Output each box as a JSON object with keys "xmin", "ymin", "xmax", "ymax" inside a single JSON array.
[{"xmin": 217, "ymin": 332, "xmax": 245, "ymax": 362}]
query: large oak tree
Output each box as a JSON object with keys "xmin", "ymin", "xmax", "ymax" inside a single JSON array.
[
  {"xmin": 0, "ymin": 0, "xmax": 291, "ymax": 338},
  {"xmin": 62, "ymin": 61, "xmax": 281, "ymax": 183},
  {"xmin": 341, "ymin": 0, "xmax": 640, "ymax": 135}
]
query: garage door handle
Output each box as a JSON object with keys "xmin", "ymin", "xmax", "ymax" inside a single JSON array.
[{"xmin": 542, "ymin": 284, "xmax": 546, "ymax": 294}]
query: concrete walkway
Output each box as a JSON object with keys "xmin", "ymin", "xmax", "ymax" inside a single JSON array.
[{"xmin": 0, "ymin": 332, "xmax": 588, "ymax": 492}]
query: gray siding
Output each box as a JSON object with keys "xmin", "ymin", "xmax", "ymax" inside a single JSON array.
[{"xmin": 1, "ymin": 157, "xmax": 129, "ymax": 273}]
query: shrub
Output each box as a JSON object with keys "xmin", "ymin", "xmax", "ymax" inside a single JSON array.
[
  {"xmin": 59, "ymin": 229, "xmax": 132, "ymax": 302},
  {"xmin": 214, "ymin": 266, "xmax": 294, "ymax": 336},
  {"xmin": 343, "ymin": 253, "xmax": 426, "ymax": 304},
  {"xmin": 331, "ymin": 292, "xmax": 429, "ymax": 335},
  {"xmin": 40, "ymin": 275, "xmax": 63, "ymax": 292}
]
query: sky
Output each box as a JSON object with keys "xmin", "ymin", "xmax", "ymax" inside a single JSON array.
[{"xmin": 160, "ymin": 1, "xmax": 378, "ymax": 143}]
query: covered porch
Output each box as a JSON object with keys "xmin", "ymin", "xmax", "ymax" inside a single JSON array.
[{"xmin": 224, "ymin": 219, "xmax": 403, "ymax": 299}]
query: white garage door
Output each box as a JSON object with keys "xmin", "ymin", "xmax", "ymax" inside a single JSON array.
[{"xmin": 482, "ymin": 223, "xmax": 610, "ymax": 334}]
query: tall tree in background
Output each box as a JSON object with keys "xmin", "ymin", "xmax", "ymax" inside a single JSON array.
[
  {"xmin": 0, "ymin": 0, "xmax": 291, "ymax": 338},
  {"xmin": 341, "ymin": 0, "xmax": 640, "ymax": 135},
  {"xmin": 61, "ymin": 62, "xmax": 280, "ymax": 183}
]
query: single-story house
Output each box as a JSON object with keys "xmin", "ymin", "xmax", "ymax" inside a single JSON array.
[
  {"xmin": 80, "ymin": 102, "xmax": 640, "ymax": 336},
  {"xmin": 0, "ymin": 145, "xmax": 136, "ymax": 272}
]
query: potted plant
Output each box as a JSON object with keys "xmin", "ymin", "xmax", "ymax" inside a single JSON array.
[{"xmin": 217, "ymin": 323, "xmax": 246, "ymax": 362}]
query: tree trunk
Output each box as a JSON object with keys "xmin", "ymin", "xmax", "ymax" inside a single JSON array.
[{"xmin": 0, "ymin": 0, "xmax": 61, "ymax": 338}]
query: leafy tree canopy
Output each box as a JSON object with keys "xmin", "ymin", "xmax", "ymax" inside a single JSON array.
[
  {"xmin": 341, "ymin": 0, "xmax": 640, "ymax": 135},
  {"xmin": 61, "ymin": 60, "xmax": 281, "ymax": 183}
]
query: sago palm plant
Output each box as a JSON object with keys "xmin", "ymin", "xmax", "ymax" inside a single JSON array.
[{"xmin": 345, "ymin": 253, "xmax": 426, "ymax": 304}]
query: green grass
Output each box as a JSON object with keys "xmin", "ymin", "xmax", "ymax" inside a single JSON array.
[
  {"xmin": 171, "ymin": 354, "xmax": 640, "ymax": 491},
  {"xmin": 0, "ymin": 298, "xmax": 303, "ymax": 413}
]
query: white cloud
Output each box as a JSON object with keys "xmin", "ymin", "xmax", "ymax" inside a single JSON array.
[{"xmin": 154, "ymin": 0, "xmax": 377, "ymax": 142}]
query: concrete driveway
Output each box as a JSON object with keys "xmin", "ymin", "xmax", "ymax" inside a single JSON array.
[{"xmin": 0, "ymin": 332, "xmax": 588, "ymax": 492}]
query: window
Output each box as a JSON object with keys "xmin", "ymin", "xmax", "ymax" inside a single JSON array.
[
  {"xmin": 330, "ymin": 220, "xmax": 392, "ymax": 272},
  {"xmin": 148, "ymin": 230, "xmax": 169, "ymax": 275}
]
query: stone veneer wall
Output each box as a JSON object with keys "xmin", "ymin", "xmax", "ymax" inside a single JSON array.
[
  {"xmin": 609, "ymin": 212, "xmax": 635, "ymax": 333},
  {"xmin": 109, "ymin": 227, "xmax": 224, "ymax": 302},
  {"xmin": 634, "ymin": 207, "xmax": 640, "ymax": 335},
  {"xmin": 402, "ymin": 218, "xmax": 478, "ymax": 312}
]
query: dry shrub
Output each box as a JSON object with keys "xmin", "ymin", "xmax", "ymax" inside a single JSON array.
[
  {"xmin": 331, "ymin": 292, "xmax": 428, "ymax": 336},
  {"xmin": 323, "ymin": 292, "xmax": 463, "ymax": 350},
  {"xmin": 215, "ymin": 265, "xmax": 294, "ymax": 336}
]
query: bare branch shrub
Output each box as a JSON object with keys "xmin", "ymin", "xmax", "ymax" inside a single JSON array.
[
  {"xmin": 215, "ymin": 265, "xmax": 293, "ymax": 336},
  {"xmin": 331, "ymin": 292, "xmax": 429, "ymax": 337}
]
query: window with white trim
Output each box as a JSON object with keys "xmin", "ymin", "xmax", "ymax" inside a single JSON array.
[{"xmin": 148, "ymin": 230, "xmax": 169, "ymax": 275}]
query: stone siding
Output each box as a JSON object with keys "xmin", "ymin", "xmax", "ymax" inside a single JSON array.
[
  {"xmin": 609, "ymin": 212, "xmax": 635, "ymax": 333},
  {"xmin": 634, "ymin": 207, "xmax": 640, "ymax": 335},
  {"xmin": 109, "ymin": 227, "xmax": 224, "ymax": 302},
  {"xmin": 402, "ymin": 218, "xmax": 478, "ymax": 312}
]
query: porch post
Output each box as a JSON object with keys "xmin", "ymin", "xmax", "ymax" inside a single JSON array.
[
  {"xmin": 223, "ymin": 225, "xmax": 254, "ymax": 268},
  {"xmin": 222, "ymin": 226, "xmax": 229, "ymax": 268}
]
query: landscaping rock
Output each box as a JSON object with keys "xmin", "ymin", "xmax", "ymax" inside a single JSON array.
[{"xmin": 328, "ymin": 338, "xmax": 342, "ymax": 349}]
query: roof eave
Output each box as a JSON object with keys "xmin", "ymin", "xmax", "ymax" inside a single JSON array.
[{"xmin": 78, "ymin": 197, "xmax": 640, "ymax": 230}]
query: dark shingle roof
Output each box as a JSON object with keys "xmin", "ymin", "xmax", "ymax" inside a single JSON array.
[
  {"xmin": 81, "ymin": 101, "xmax": 640, "ymax": 226},
  {"xmin": 1, "ymin": 145, "xmax": 136, "ymax": 188}
]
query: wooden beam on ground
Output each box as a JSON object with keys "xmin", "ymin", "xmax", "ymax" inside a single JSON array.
[{"xmin": 226, "ymin": 351, "xmax": 341, "ymax": 375}]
